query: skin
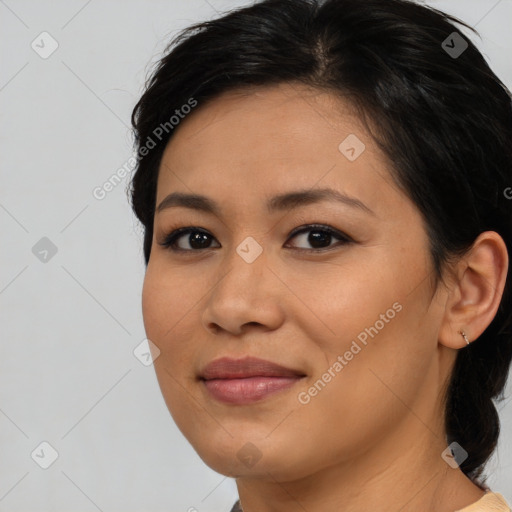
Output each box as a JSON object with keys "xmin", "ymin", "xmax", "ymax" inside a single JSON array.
[{"xmin": 141, "ymin": 82, "xmax": 509, "ymax": 512}]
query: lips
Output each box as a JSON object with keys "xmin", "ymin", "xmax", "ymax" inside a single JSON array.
[
  {"xmin": 199, "ymin": 356, "xmax": 306, "ymax": 404},
  {"xmin": 200, "ymin": 356, "xmax": 305, "ymax": 380}
]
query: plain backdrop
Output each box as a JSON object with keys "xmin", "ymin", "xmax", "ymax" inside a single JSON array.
[{"xmin": 1, "ymin": 1, "xmax": 511, "ymax": 510}]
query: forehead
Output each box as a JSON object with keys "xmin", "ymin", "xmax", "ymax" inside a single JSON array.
[
  {"xmin": 161, "ymin": 83, "xmax": 361, "ymax": 166},
  {"xmin": 156, "ymin": 83, "xmax": 400, "ymax": 215}
]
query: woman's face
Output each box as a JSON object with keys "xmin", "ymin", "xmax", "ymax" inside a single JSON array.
[{"xmin": 142, "ymin": 83, "xmax": 452, "ymax": 481}]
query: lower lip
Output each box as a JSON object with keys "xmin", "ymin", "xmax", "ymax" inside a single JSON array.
[{"xmin": 202, "ymin": 376, "xmax": 303, "ymax": 404}]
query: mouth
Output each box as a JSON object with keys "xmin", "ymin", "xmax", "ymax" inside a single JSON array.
[{"xmin": 199, "ymin": 356, "xmax": 306, "ymax": 405}]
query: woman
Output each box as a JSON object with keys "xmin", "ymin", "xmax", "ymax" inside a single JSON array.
[{"xmin": 129, "ymin": 0, "xmax": 512, "ymax": 510}]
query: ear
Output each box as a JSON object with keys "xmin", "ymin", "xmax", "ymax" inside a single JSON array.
[{"xmin": 438, "ymin": 231, "xmax": 509, "ymax": 349}]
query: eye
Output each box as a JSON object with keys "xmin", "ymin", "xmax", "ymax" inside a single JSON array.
[
  {"xmin": 158, "ymin": 224, "xmax": 353, "ymax": 253},
  {"xmin": 284, "ymin": 224, "xmax": 353, "ymax": 252},
  {"xmin": 159, "ymin": 227, "xmax": 220, "ymax": 252}
]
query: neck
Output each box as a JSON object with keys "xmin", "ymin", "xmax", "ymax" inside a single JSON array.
[{"xmin": 234, "ymin": 418, "xmax": 486, "ymax": 512}]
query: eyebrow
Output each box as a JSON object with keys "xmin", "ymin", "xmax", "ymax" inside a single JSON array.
[{"xmin": 156, "ymin": 187, "xmax": 375, "ymax": 216}]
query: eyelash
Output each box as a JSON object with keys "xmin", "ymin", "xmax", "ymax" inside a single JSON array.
[{"xmin": 158, "ymin": 223, "xmax": 353, "ymax": 254}]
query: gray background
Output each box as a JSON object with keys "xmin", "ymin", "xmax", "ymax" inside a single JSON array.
[{"xmin": 1, "ymin": 1, "xmax": 511, "ymax": 510}]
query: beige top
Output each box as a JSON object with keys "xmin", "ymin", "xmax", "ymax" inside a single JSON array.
[{"xmin": 230, "ymin": 492, "xmax": 511, "ymax": 512}]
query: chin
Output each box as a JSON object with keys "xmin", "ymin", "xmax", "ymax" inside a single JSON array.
[{"xmin": 186, "ymin": 427, "xmax": 316, "ymax": 482}]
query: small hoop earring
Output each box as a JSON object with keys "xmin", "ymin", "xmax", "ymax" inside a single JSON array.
[{"xmin": 458, "ymin": 330, "xmax": 470, "ymax": 345}]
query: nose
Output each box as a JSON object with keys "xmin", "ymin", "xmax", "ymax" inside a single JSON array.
[{"xmin": 200, "ymin": 241, "xmax": 285, "ymax": 336}]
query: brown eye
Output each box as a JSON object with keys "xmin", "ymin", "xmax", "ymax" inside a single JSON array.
[
  {"xmin": 285, "ymin": 224, "xmax": 353, "ymax": 252},
  {"xmin": 159, "ymin": 227, "xmax": 220, "ymax": 251}
]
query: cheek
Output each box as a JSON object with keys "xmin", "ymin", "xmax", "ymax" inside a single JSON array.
[
  {"xmin": 141, "ymin": 266, "xmax": 202, "ymax": 426},
  {"xmin": 289, "ymin": 255, "xmax": 403, "ymax": 352},
  {"xmin": 142, "ymin": 263, "xmax": 189, "ymax": 343},
  {"xmin": 288, "ymin": 307, "xmax": 434, "ymax": 473},
  {"xmin": 141, "ymin": 273, "xmax": 166, "ymax": 351},
  {"xmin": 141, "ymin": 265, "xmax": 196, "ymax": 380},
  {"xmin": 292, "ymin": 250, "xmax": 433, "ymax": 411}
]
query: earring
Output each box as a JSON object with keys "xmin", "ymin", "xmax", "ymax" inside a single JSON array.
[{"xmin": 458, "ymin": 330, "xmax": 470, "ymax": 345}]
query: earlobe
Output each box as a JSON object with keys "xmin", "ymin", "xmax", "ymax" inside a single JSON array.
[{"xmin": 438, "ymin": 231, "xmax": 509, "ymax": 350}]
